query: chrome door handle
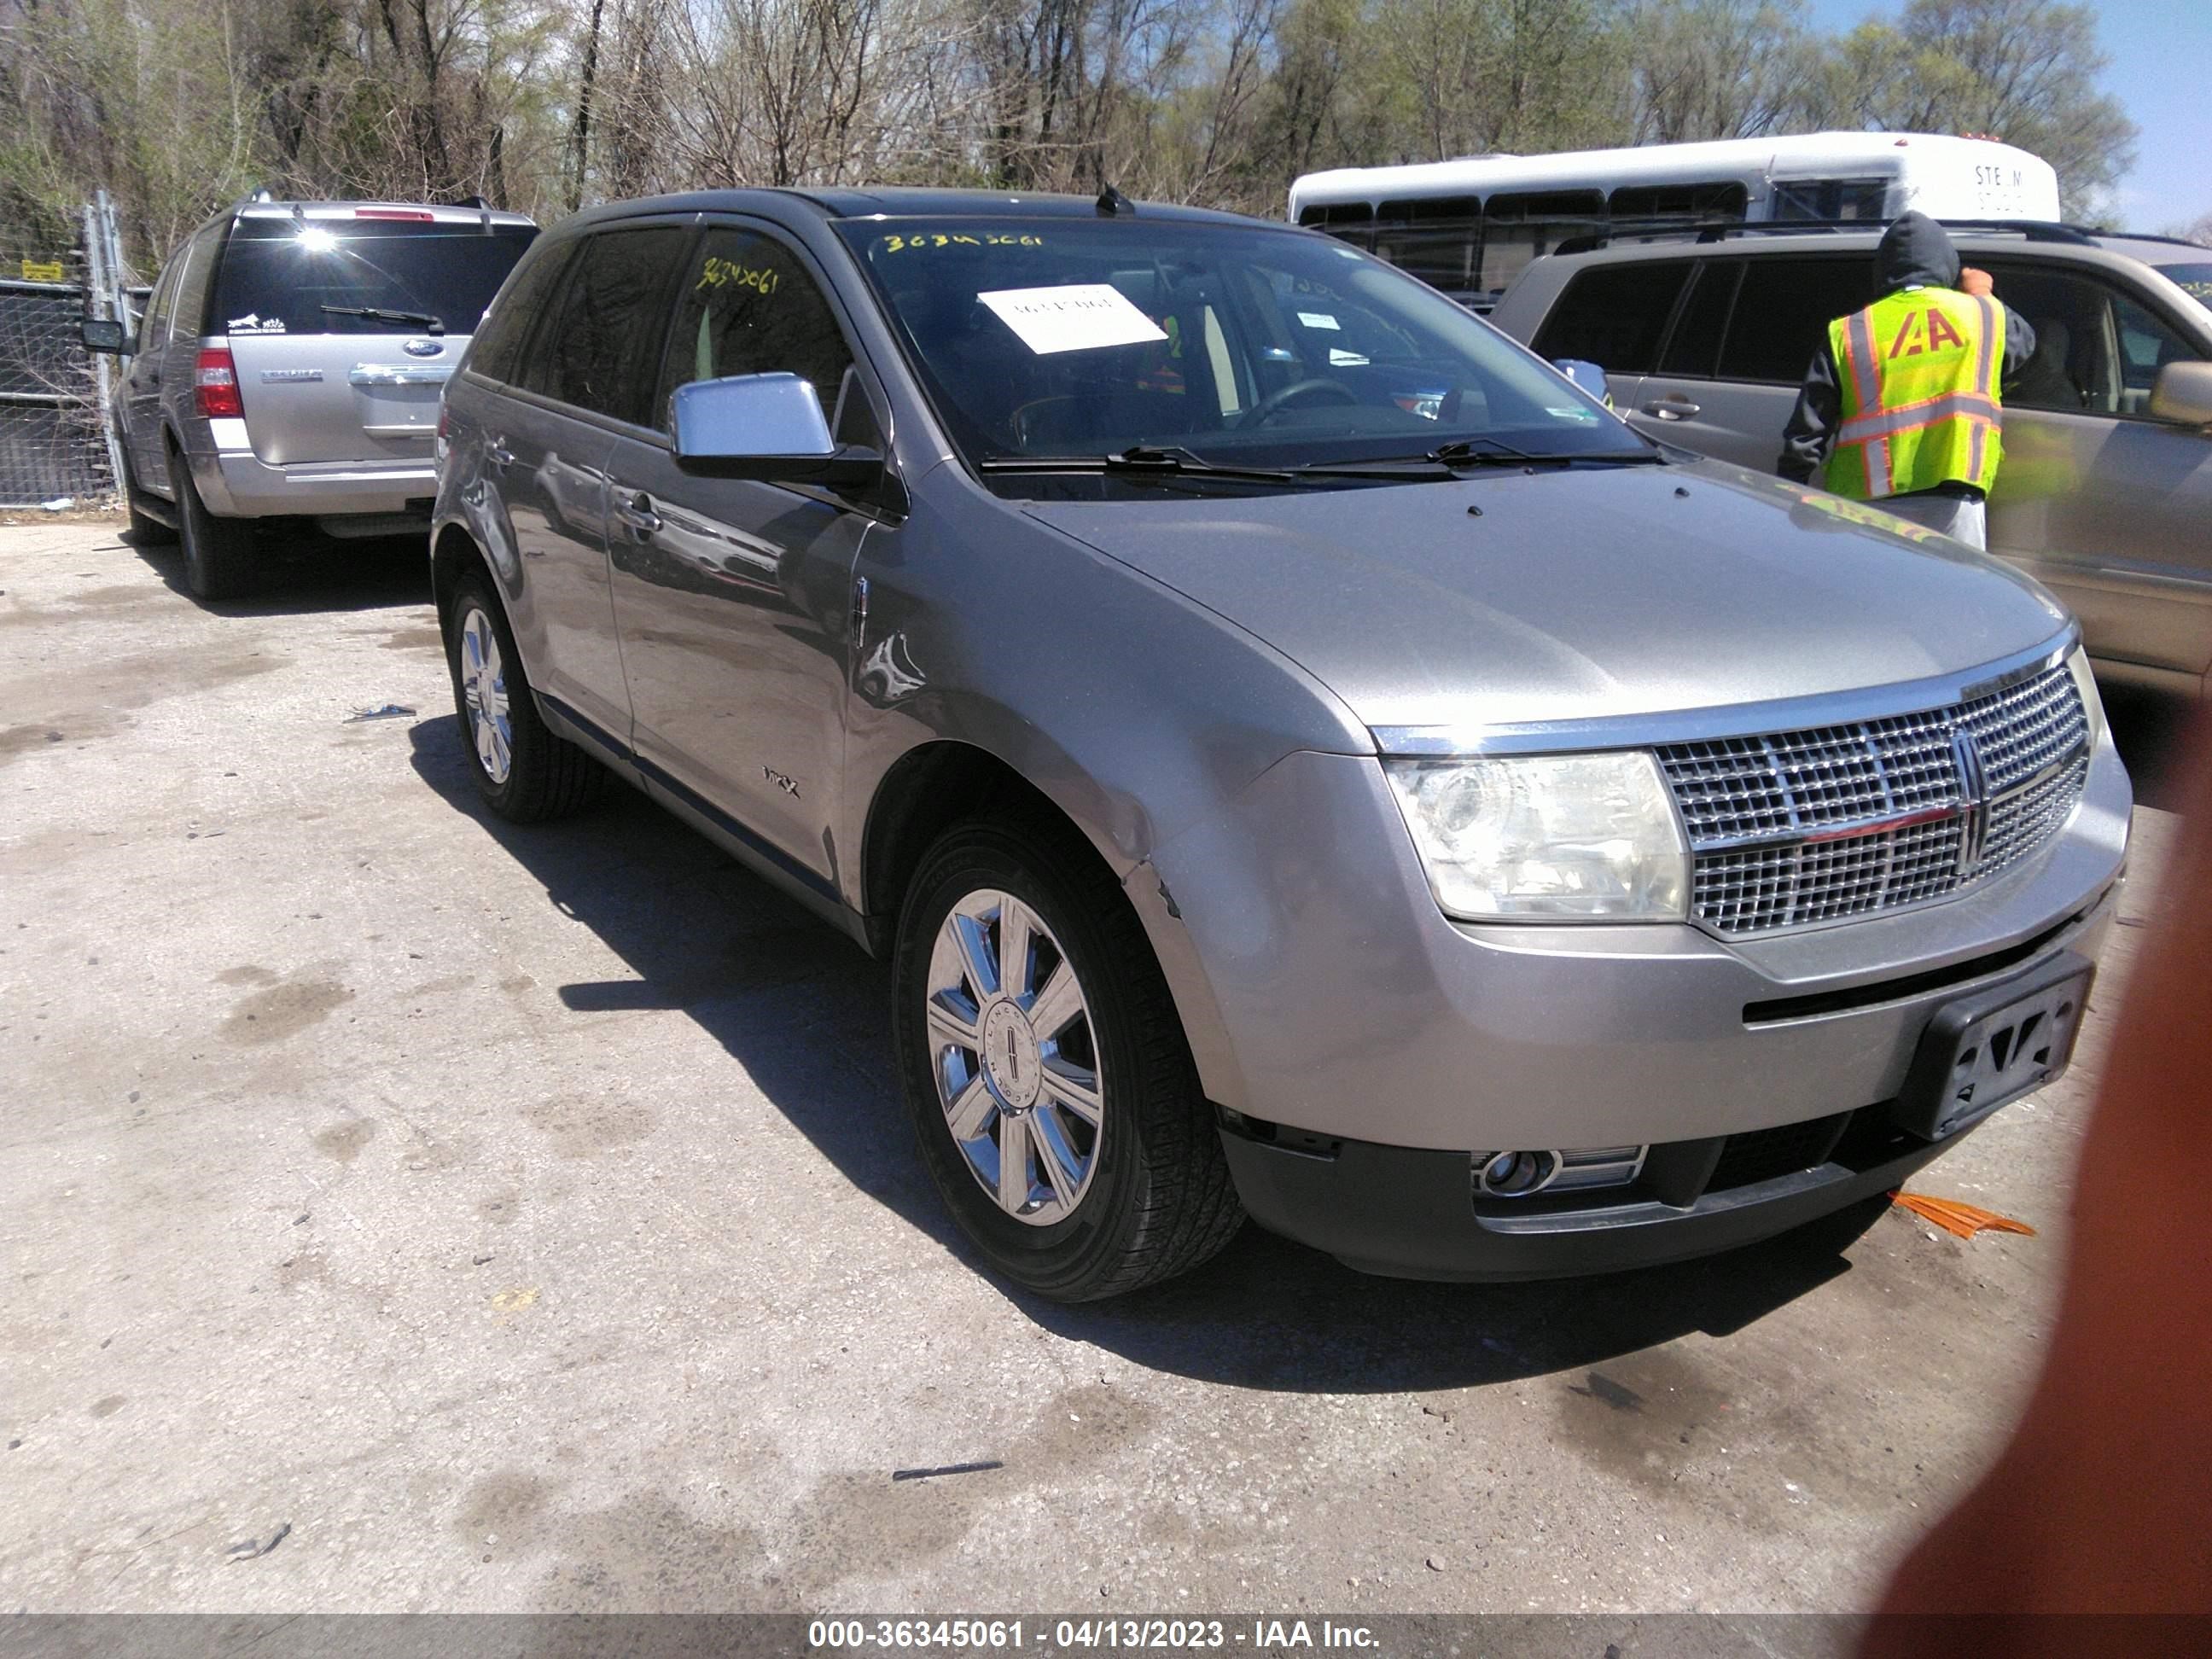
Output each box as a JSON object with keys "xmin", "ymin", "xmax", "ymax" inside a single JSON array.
[
  {"xmin": 614, "ymin": 492, "xmax": 662, "ymax": 537},
  {"xmin": 1640, "ymin": 395, "xmax": 1701, "ymax": 421},
  {"xmin": 486, "ymin": 438, "xmax": 515, "ymax": 469}
]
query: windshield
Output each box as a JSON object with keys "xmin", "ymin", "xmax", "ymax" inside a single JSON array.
[
  {"xmin": 212, "ymin": 219, "xmax": 538, "ymax": 338},
  {"xmin": 2157, "ymin": 261, "xmax": 2212, "ymax": 314},
  {"xmin": 833, "ymin": 217, "xmax": 1645, "ymax": 474}
]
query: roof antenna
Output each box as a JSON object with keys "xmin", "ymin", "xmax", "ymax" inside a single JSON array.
[{"xmin": 1096, "ymin": 183, "xmax": 1134, "ymax": 217}]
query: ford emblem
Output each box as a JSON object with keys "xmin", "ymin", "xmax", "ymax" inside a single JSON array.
[{"xmin": 403, "ymin": 337, "xmax": 443, "ymax": 358}]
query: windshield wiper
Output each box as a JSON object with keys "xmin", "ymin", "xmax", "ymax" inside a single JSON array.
[
  {"xmin": 977, "ymin": 445, "xmax": 1303, "ymax": 485},
  {"xmin": 321, "ymin": 304, "xmax": 445, "ymax": 335},
  {"xmin": 1436, "ymin": 435, "xmax": 1663, "ymax": 467},
  {"xmin": 1304, "ymin": 436, "xmax": 1666, "ymax": 472}
]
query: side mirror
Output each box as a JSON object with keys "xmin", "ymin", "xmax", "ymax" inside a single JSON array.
[
  {"xmin": 2147, "ymin": 360, "xmax": 2212, "ymax": 428},
  {"xmin": 81, "ymin": 317, "xmax": 135, "ymax": 355},
  {"xmin": 672, "ymin": 371, "xmax": 882, "ymax": 486},
  {"xmin": 1550, "ymin": 358, "xmax": 1610, "ymax": 402}
]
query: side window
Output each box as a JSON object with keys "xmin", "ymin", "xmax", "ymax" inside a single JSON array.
[
  {"xmin": 520, "ymin": 225, "xmax": 687, "ymax": 425},
  {"xmin": 1659, "ymin": 260, "xmax": 1743, "ymax": 378},
  {"xmin": 1770, "ymin": 178, "xmax": 1889, "ymax": 222},
  {"xmin": 2111, "ymin": 291, "xmax": 2197, "ymax": 408},
  {"xmin": 1984, "ymin": 263, "xmax": 2203, "ymax": 418},
  {"xmin": 469, "ymin": 240, "xmax": 574, "ymax": 384},
  {"xmin": 1714, "ymin": 256, "xmax": 1876, "ymax": 384},
  {"xmin": 1479, "ymin": 190, "xmax": 1605, "ymax": 294},
  {"xmin": 1529, "ymin": 262, "xmax": 1690, "ymax": 373},
  {"xmin": 657, "ymin": 227, "xmax": 866, "ymax": 442},
  {"xmin": 1372, "ymin": 197, "xmax": 1481, "ymax": 295},
  {"xmin": 1608, "ymin": 182, "xmax": 1749, "ymax": 223},
  {"xmin": 168, "ymin": 229, "xmax": 222, "ymax": 342},
  {"xmin": 137, "ymin": 256, "xmax": 180, "ymax": 346}
]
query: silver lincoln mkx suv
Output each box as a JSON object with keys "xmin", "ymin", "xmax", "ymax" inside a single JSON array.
[{"xmin": 429, "ymin": 187, "xmax": 2129, "ymax": 1300}]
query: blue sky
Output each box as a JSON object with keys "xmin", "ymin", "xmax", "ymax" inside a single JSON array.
[{"xmin": 1802, "ymin": 1, "xmax": 2210, "ymax": 231}]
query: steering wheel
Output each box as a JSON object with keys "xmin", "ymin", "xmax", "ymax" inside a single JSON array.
[{"xmin": 1237, "ymin": 375, "xmax": 1360, "ymax": 429}]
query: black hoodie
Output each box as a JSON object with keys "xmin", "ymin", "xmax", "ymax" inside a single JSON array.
[{"xmin": 1777, "ymin": 212, "xmax": 2035, "ymax": 494}]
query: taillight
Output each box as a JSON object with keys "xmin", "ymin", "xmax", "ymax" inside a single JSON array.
[
  {"xmin": 437, "ymin": 405, "xmax": 450, "ymax": 440},
  {"xmin": 354, "ymin": 208, "xmax": 436, "ymax": 222},
  {"xmin": 195, "ymin": 347, "xmax": 242, "ymax": 418}
]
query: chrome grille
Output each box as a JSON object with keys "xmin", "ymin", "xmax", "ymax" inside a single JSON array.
[{"xmin": 1657, "ymin": 662, "xmax": 2088, "ymax": 936}]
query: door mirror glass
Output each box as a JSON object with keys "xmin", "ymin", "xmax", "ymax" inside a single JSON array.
[
  {"xmin": 2145, "ymin": 360, "xmax": 2212, "ymax": 428},
  {"xmin": 81, "ymin": 317, "xmax": 134, "ymax": 354}
]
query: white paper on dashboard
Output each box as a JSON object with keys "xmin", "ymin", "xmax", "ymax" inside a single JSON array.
[
  {"xmin": 977, "ymin": 285, "xmax": 1169, "ymax": 355},
  {"xmin": 1297, "ymin": 311, "xmax": 1342, "ymax": 330}
]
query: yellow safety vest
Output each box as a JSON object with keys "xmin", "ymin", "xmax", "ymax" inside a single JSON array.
[{"xmin": 1824, "ymin": 286, "xmax": 2004, "ymax": 499}]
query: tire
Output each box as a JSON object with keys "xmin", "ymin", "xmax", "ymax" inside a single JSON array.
[
  {"xmin": 119, "ymin": 441, "xmax": 176, "ymax": 544},
  {"xmin": 168, "ymin": 444, "xmax": 254, "ymax": 599},
  {"xmin": 443, "ymin": 569, "xmax": 608, "ymax": 822},
  {"xmin": 894, "ymin": 812, "xmax": 1243, "ymax": 1301}
]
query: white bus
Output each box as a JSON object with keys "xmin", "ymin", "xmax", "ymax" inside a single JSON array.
[{"xmin": 1289, "ymin": 132, "xmax": 2061, "ymax": 306}]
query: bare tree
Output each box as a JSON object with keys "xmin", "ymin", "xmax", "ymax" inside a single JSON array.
[{"xmin": 1630, "ymin": 0, "xmax": 1815, "ymax": 143}]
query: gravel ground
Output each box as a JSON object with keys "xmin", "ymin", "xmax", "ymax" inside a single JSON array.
[{"xmin": 0, "ymin": 521, "xmax": 2187, "ymax": 1619}]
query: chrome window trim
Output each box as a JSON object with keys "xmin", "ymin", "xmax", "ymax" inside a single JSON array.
[{"xmin": 1369, "ymin": 626, "xmax": 2077, "ymax": 758}]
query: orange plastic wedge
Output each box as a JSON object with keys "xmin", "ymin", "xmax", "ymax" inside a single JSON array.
[{"xmin": 1893, "ymin": 1191, "xmax": 2037, "ymax": 1240}]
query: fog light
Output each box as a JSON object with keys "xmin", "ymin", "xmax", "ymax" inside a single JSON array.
[
  {"xmin": 1472, "ymin": 1144, "xmax": 1649, "ymax": 1199},
  {"xmin": 1475, "ymin": 1149, "xmax": 1560, "ymax": 1197}
]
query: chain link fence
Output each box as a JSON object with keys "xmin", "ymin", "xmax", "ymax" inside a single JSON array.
[
  {"xmin": 0, "ymin": 197, "xmax": 138, "ymax": 508},
  {"xmin": 0, "ymin": 273, "xmax": 108, "ymax": 507}
]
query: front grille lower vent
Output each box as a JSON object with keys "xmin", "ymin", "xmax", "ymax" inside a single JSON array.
[
  {"xmin": 1656, "ymin": 662, "xmax": 2087, "ymax": 936},
  {"xmin": 1707, "ymin": 1112, "xmax": 1853, "ymax": 1193}
]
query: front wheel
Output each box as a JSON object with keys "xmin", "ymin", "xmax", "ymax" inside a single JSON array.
[{"xmin": 894, "ymin": 814, "xmax": 1243, "ymax": 1301}]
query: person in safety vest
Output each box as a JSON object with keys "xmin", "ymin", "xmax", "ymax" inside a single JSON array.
[{"xmin": 1778, "ymin": 212, "xmax": 2036, "ymax": 551}]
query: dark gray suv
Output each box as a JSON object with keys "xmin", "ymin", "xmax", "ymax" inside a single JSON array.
[{"xmin": 434, "ymin": 189, "xmax": 2129, "ymax": 1301}]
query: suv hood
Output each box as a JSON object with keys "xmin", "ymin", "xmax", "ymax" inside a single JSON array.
[{"xmin": 1024, "ymin": 462, "xmax": 2071, "ymax": 731}]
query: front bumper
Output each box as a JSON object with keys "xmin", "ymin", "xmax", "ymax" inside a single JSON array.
[
  {"xmin": 1138, "ymin": 726, "xmax": 2127, "ymax": 1276},
  {"xmin": 1220, "ymin": 1101, "xmax": 1970, "ymax": 1281}
]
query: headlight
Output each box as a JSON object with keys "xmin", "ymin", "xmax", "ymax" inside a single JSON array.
[{"xmin": 1382, "ymin": 751, "xmax": 1691, "ymax": 922}]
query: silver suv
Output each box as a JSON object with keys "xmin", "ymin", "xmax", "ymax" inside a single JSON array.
[
  {"xmin": 1487, "ymin": 223, "xmax": 2212, "ymax": 700},
  {"xmin": 434, "ymin": 189, "xmax": 2129, "ymax": 1301},
  {"xmin": 83, "ymin": 198, "xmax": 537, "ymax": 598}
]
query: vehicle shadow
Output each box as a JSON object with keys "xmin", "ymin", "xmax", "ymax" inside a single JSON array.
[
  {"xmin": 407, "ymin": 716, "xmax": 1883, "ymax": 1394},
  {"xmin": 125, "ymin": 524, "xmax": 432, "ymax": 618},
  {"xmin": 2101, "ymin": 680, "xmax": 2202, "ymax": 814}
]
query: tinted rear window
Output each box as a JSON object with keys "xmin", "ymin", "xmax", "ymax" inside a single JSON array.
[
  {"xmin": 1531, "ymin": 262, "xmax": 1690, "ymax": 373},
  {"xmin": 212, "ymin": 219, "xmax": 537, "ymax": 338},
  {"xmin": 1716, "ymin": 255, "xmax": 1875, "ymax": 383},
  {"xmin": 520, "ymin": 225, "xmax": 688, "ymax": 425},
  {"xmin": 468, "ymin": 240, "xmax": 575, "ymax": 384},
  {"xmin": 1658, "ymin": 260, "xmax": 1743, "ymax": 378}
]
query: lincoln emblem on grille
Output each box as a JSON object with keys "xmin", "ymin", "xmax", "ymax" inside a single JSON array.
[{"xmin": 1950, "ymin": 726, "xmax": 1992, "ymax": 876}]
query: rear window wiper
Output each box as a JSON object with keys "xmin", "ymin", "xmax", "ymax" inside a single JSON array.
[{"xmin": 320, "ymin": 304, "xmax": 445, "ymax": 335}]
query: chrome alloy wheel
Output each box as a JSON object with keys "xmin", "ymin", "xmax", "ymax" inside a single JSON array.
[
  {"xmin": 457, "ymin": 607, "xmax": 513, "ymax": 784},
  {"xmin": 926, "ymin": 888, "xmax": 1103, "ymax": 1225}
]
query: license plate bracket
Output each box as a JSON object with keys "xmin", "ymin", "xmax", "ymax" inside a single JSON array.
[{"xmin": 1894, "ymin": 951, "xmax": 2094, "ymax": 1141}]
